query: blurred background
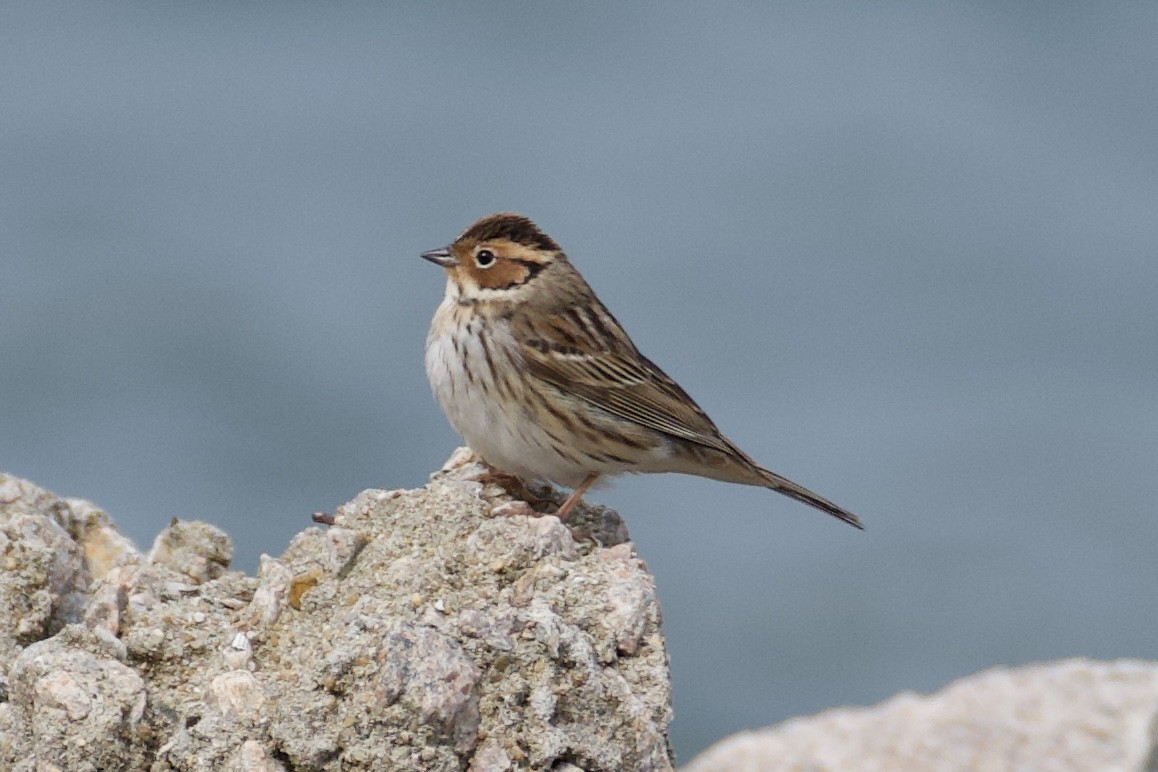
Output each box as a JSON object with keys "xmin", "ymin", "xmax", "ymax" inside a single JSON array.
[{"xmin": 3, "ymin": 2, "xmax": 1156, "ymax": 762}]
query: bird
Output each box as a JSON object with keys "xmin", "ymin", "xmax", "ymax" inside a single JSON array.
[{"xmin": 421, "ymin": 212, "xmax": 862, "ymax": 529}]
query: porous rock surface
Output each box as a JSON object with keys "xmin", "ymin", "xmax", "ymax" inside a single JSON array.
[
  {"xmin": 0, "ymin": 450, "xmax": 673, "ymax": 771},
  {"xmin": 682, "ymin": 658, "xmax": 1158, "ymax": 772}
]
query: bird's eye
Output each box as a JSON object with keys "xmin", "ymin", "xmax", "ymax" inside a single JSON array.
[{"xmin": 475, "ymin": 249, "xmax": 496, "ymax": 268}]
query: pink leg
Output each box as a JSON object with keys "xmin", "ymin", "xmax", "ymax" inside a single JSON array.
[{"xmin": 555, "ymin": 473, "xmax": 598, "ymax": 522}]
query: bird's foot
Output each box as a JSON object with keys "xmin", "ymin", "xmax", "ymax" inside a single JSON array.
[
  {"xmin": 489, "ymin": 472, "xmax": 597, "ymax": 522},
  {"xmin": 479, "ymin": 469, "xmax": 549, "ymax": 507}
]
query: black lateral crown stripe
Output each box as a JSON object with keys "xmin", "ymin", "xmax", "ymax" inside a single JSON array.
[{"xmin": 461, "ymin": 214, "xmax": 561, "ymax": 252}]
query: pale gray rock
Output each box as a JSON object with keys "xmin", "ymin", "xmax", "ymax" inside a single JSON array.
[
  {"xmin": 3, "ymin": 466, "xmax": 1158, "ymax": 771},
  {"xmin": 148, "ymin": 517, "xmax": 232, "ymax": 583},
  {"xmin": 6, "ymin": 629, "xmax": 147, "ymax": 772},
  {"xmin": 0, "ymin": 474, "xmax": 114, "ymax": 680},
  {"xmin": 683, "ymin": 658, "xmax": 1158, "ymax": 772},
  {"xmin": 0, "ymin": 453, "xmax": 674, "ymax": 770},
  {"xmin": 231, "ymin": 740, "xmax": 288, "ymax": 772},
  {"xmin": 57, "ymin": 496, "xmax": 141, "ymax": 579},
  {"xmin": 244, "ymin": 554, "xmax": 293, "ymax": 630}
]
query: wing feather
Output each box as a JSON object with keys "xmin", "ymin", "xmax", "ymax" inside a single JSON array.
[{"xmin": 515, "ymin": 303, "xmax": 733, "ymax": 454}]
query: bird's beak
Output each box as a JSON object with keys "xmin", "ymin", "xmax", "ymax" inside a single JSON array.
[{"xmin": 421, "ymin": 247, "xmax": 458, "ymax": 268}]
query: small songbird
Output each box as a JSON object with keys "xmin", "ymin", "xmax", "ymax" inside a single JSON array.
[{"xmin": 422, "ymin": 212, "xmax": 862, "ymax": 529}]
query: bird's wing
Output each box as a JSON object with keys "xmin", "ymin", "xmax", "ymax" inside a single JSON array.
[{"xmin": 514, "ymin": 304, "xmax": 734, "ymax": 454}]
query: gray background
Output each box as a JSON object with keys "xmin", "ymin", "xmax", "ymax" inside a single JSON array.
[{"xmin": 3, "ymin": 2, "xmax": 1156, "ymax": 762}]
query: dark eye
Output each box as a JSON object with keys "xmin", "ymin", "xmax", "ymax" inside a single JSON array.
[{"xmin": 475, "ymin": 249, "xmax": 496, "ymax": 267}]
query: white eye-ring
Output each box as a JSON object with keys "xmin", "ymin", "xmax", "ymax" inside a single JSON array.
[{"xmin": 475, "ymin": 249, "xmax": 496, "ymax": 268}]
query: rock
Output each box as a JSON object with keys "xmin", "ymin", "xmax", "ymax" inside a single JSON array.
[
  {"xmin": 207, "ymin": 670, "xmax": 267, "ymax": 722},
  {"xmin": 231, "ymin": 740, "xmax": 288, "ymax": 772},
  {"xmin": 682, "ymin": 658, "xmax": 1158, "ymax": 772},
  {"xmin": 0, "ymin": 474, "xmax": 110, "ymax": 679},
  {"xmin": 12, "ymin": 457, "xmax": 1153, "ymax": 771},
  {"xmin": 147, "ymin": 518, "xmax": 232, "ymax": 583},
  {"xmin": 58, "ymin": 496, "xmax": 142, "ymax": 580},
  {"xmin": 6, "ymin": 630, "xmax": 148, "ymax": 772},
  {"xmin": 0, "ymin": 452, "xmax": 675, "ymax": 770}
]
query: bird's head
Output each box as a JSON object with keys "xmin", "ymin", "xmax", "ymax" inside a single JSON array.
[{"xmin": 421, "ymin": 212, "xmax": 566, "ymax": 303}]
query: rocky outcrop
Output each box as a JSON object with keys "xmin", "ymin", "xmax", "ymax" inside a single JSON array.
[
  {"xmin": 5, "ymin": 454, "xmax": 1155, "ymax": 772},
  {"xmin": 682, "ymin": 658, "xmax": 1158, "ymax": 772},
  {"xmin": 0, "ymin": 450, "xmax": 673, "ymax": 771}
]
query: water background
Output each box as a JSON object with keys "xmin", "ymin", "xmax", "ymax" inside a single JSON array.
[{"xmin": 3, "ymin": 3, "xmax": 1157, "ymax": 761}]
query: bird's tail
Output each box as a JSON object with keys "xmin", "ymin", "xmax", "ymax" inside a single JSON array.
[{"xmin": 756, "ymin": 466, "xmax": 864, "ymax": 530}]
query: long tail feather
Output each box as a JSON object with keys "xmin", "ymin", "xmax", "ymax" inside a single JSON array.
[{"xmin": 758, "ymin": 467, "xmax": 864, "ymax": 530}]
